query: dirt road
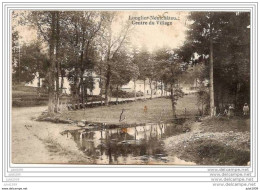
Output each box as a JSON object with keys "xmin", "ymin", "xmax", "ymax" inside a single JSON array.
[{"xmin": 12, "ymin": 106, "xmax": 90, "ymax": 164}]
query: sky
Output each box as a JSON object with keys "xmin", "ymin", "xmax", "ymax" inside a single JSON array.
[
  {"xmin": 118, "ymin": 11, "xmax": 189, "ymax": 52},
  {"xmin": 13, "ymin": 10, "xmax": 189, "ymax": 52}
]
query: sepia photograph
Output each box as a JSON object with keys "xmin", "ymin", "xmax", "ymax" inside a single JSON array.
[{"xmin": 11, "ymin": 9, "xmax": 250, "ymax": 166}]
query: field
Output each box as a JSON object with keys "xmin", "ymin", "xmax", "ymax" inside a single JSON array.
[{"xmin": 58, "ymin": 94, "xmax": 198, "ymax": 124}]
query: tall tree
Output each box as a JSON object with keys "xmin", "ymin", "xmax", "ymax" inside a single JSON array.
[
  {"xmin": 214, "ymin": 12, "xmax": 250, "ymax": 111},
  {"xmin": 185, "ymin": 12, "xmax": 233, "ymax": 116},
  {"xmin": 12, "ymin": 11, "xmax": 20, "ymax": 84},
  {"xmin": 27, "ymin": 11, "xmax": 63, "ymax": 113},
  {"xmin": 110, "ymin": 49, "xmax": 134, "ymax": 103},
  {"xmin": 98, "ymin": 12, "xmax": 132, "ymax": 105},
  {"xmin": 130, "ymin": 47, "xmax": 140, "ymax": 101},
  {"xmin": 12, "ymin": 41, "xmax": 48, "ymax": 84},
  {"xmin": 154, "ymin": 48, "xmax": 184, "ymax": 118},
  {"xmin": 62, "ymin": 11, "xmax": 102, "ymax": 108},
  {"xmin": 136, "ymin": 46, "xmax": 150, "ymax": 99}
]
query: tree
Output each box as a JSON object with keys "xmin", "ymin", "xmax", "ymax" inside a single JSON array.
[
  {"xmin": 154, "ymin": 48, "xmax": 184, "ymax": 118},
  {"xmin": 180, "ymin": 12, "xmax": 250, "ymax": 116},
  {"xmin": 12, "ymin": 30, "xmax": 20, "ymax": 84},
  {"xmin": 110, "ymin": 50, "xmax": 134, "ymax": 103},
  {"xmin": 197, "ymin": 86, "xmax": 210, "ymax": 116},
  {"xmin": 130, "ymin": 47, "xmax": 140, "ymax": 101},
  {"xmin": 12, "ymin": 41, "xmax": 48, "ymax": 84},
  {"xmin": 214, "ymin": 12, "xmax": 250, "ymax": 112},
  {"xmin": 185, "ymin": 12, "xmax": 235, "ymax": 116},
  {"xmin": 98, "ymin": 12, "xmax": 132, "ymax": 105},
  {"xmin": 135, "ymin": 46, "xmax": 150, "ymax": 99},
  {"xmin": 26, "ymin": 11, "xmax": 62, "ymax": 113},
  {"xmin": 12, "ymin": 11, "xmax": 21, "ymax": 84},
  {"xmin": 41, "ymin": 11, "xmax": 102, "ymax": 110}
]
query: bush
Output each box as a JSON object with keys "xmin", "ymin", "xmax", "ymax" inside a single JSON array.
[
  {"xmin": 111, "ymin": 90, "xmax": 144, "ymax": 98},
  {"xmin": 87, "ymin": 95, "xmax": 105, "ymax": 102},
  {"xmin": 12, "ymin": 100, "xmax": 48, "ymax": 107}
]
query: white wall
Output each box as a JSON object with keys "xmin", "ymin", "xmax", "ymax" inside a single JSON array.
[
  {"xmin": 25, "ymin": 76, "xmax": 102, "ymax": 96},
  {"xmin": 121, "ymin": 79, "xmax": 164, "ymax": 95}
]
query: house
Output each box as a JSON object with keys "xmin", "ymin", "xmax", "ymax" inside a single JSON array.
[
  {"xmin": 121, "ymin": 79, "xmax": 168, "ymax": 96},
  {"xmin": 25, "ymin": 72, "xmax": 170, "ymax": 97},
  {"xmin": 179, "ymin": 78, "xmax": 209, "ymax": 94},
  {"xmin": 25, "ymin": 72, "xmax": 101, "ymax": 95},
  {"xmin": 25, "ymin": 73, "xmax": 72, "ymax": 94}
]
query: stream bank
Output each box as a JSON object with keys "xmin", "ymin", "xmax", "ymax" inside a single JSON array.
[
  {"xmin": 164, "ymin": 117, "xmax": 250, "ymax": 166},
  {"xmin": 12, "ymin": 106, "xmax": 250, "ymax": 166}
]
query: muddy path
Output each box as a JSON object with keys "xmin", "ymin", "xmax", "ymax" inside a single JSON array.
[{"xmin": 12, "ymin": 106, "xmax": 91, "ymax": 164}]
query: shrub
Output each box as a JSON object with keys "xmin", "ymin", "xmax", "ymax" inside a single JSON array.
[{"xmin": 111, "ymin": 90, "xmax": 144, "ymax": 98}]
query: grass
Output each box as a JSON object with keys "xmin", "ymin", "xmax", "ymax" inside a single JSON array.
[
  {"xmin": 12, "ymin": 84, "xmax": 48, "ymax": 107},
  {"xmin": 12, "ymin": 85, "xmax": 39, "ymax": 92},
  {"xmin": 58, "ymin": 94, "xmax": 198, "ymax": 124},
  {"xmin": 201, "ymin": 116, "xmax": 250, "ymax": 133},
  {"xmin": 184, "ymin": 138, "xmax": 250, "ymax": 165}
]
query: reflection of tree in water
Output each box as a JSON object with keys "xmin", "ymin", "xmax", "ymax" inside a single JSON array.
[
  {"xmin": 99, "ymin": 129, "xmax": 166, "ymax": 163},
  {"xmin": 67, "ymin": 123, "xmax": 186, "ymax": 164}
]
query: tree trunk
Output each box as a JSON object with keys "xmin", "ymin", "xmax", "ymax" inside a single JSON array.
[
  {"xmin": 37, "ymin": 72, "xmax": 41, "ymax": 88},
  {"xmin": 80, "ymin": 75, "xmax": 85, "ymax": 108},
  {"xmin": 202, "ymin": 102, "xmax": 204, "ymax": 116},
  {"xmin": 161, "ymin": 81, "xmax": 163, "ymax": 97},
  {"xmin": 134, "ymin": 78, "xmax": 136, "ymax": 101},
  {"xmin": 105, "ymin": 64, "xmax": 111, "ymax": 106},
  {"xmin": 55, "ymin": 11, "xmax": 60, "ymax": 112},
  {"xmin": 116, "ymin": 85, "xmax": 119, "ymax": 104},
  {"xmin": 55, "ymin": 61, "xmax": 59, "ymax": 112},
  {"xmin": 75, "ymin": 74, "xmax": 81, "ymax": 109},
  {"xmin": 79, "ymin": 29, "xmax": 86, "ymax": 107},
  {"xmin": 170, "ymin": 84, "xmax": 176, "ymax": 118},
  {"xmin": 235, "ymin": 82, "xmax": 240, "ymax": 108},
  {"xmin": 99, "ymin": 67, "xmax": 103, "ymax": 105},
  {"xmin": 60, "ymin": 74, "xmax": 64, "ymax": 92},
  {"xmin": 149, "ymin": 80, "xmax": 153, "ymax": 99},
  {"xmin": 155, "ymin": 80, "xmax": 158, "ymax": 95},
  {"xmin": 166, "ymin": 82, "xmax": 168, "ymax": 96},
  {"xmin": 209, "ymin": 38, "xmax": 215, "ymax": 117},
  {"xmin": 47, "ymin": 12, "xmax": 56, "ymax": 114},
  {"xmin": 80, "ymin": 70, "xmax": 85, "ymax": 107},
  {"xmin": 143, "ymin": 79, "xmax": 146, "ymax": 99},
  {"xmin": 109, "ymin": 86, "xmax": 113, "ymax": 102},
  {"xmin": 18, "ymin": 41, "xmax": 21, "ymax": 84}
]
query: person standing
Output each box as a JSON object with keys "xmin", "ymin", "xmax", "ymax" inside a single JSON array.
[
  {"xmin": 228, "ymin": 104, "xmax": 234, "ymax": 119},
  {"xmin": 119, "ymin": 108, "xmax": 126, "ymax": 123},
  {"xmin": 243, "ymin": 103, "xmax": 249, "ymax": 116}
]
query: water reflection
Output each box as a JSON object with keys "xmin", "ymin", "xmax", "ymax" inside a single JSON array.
[{"xmin": 63, "ymin": 123, "xmax": 196, "ymax": 165}]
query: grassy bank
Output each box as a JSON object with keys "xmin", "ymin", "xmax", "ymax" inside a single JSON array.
[
  {"xmin": 55, "ymin": 94, "xmax": 198, "ymax": 125},
  {"xmin": 165, "ymin": 117, "xmax": 250, "ymax": 165},
  {"xmin": 12, "ymin": 85, "xmax": 48, "ymax": 107}
]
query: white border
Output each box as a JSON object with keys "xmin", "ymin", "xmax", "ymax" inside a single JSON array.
[{"xmin": 1, "ymin": 2, "xmax": 258, "ymax": 186}]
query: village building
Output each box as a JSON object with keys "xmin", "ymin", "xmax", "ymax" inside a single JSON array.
[
  {"xmin": 25, "ymin": 72, "xmax": 101, "ymax": 95},
  {"xmin": 120, "ymin": 79, "xmax": 168, "ymax": 96},
  {"xmin": 25, "ymin": 72, "xmax": 207, "ymax": 97}
]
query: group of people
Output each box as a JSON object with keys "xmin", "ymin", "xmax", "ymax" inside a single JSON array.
[{"xmin": 223, "ymin": 103, "xmax": 249, "ymax": 118}]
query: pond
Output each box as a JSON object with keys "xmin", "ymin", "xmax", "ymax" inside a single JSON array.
[{"xmin": 62, "ymin": 123, "xmax": 196, "ymax": 165}]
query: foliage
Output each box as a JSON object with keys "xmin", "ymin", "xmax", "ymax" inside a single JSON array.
[
  {"xmin": 180, "ymin": 12, "xmax": 250, "ymax": 113},
  {"xmin": 12, "ymin": 41, "xmax": 48, "ymax": 84},
  {"xmin": 111, "ymin": 89, "xmax": 143, "ymax": 98}
]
